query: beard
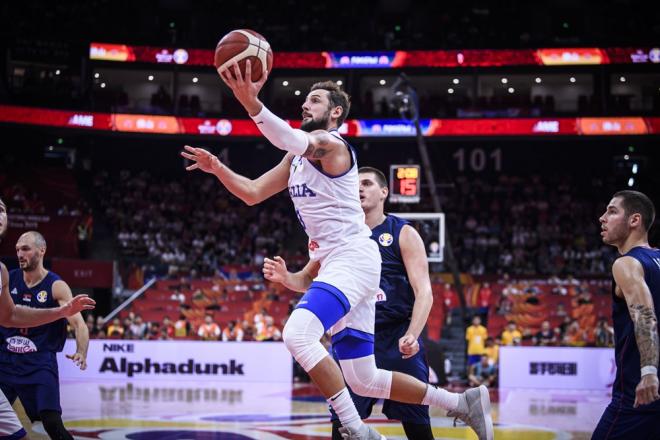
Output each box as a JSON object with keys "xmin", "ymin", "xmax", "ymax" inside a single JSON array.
[
  {"xmin": 20, "ymin": 255, "xmax": 40, "ymax": 272},
  {"xmin": 300, "ymin": 111, "xmax": 331, "ymax": 132}
]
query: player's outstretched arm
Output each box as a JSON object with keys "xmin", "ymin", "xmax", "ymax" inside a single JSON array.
[
  {"xmin": 263, "ymin": 256, "xmax": 319, "ymax": 293},
  {"xmin": 613, "ymin": 256, "xmax": 660, "ymax": 407},
  {"xmin": 399, "ymin": 224, "xmax": 434, "ymax": 359},
  {"xmin": 182, "ymin": 147, "xmax": 292, "ymax": 206},
  {"xmin": 54, "ymin": 280, "xmax": 90, "ymax": 370},
  {"xmin": 0, "ymin": 264, "xmax": 95, "ymax": 328},
  {"xmin": 220, "ymin": 61, "xmax": 347, "ymax": 168}
]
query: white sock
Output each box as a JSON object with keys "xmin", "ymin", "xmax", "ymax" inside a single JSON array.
[
  {"xmin": 422, "ymin": 384, "xmax": 460, "ymax": 411},
  {"xmin": 327, "ymin": 388, "xmax": 362, "ymax": 431}
]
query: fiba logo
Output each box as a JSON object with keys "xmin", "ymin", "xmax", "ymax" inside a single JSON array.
[
  {"xmin": 649, "ymin": 48, "xmax": 660, "ymax": 63},
  {"xmin": 36, "ymin": 291, "xmax": 48, "ymax": 303},
  {"xmin": 173, "ymin": 49, "xmax": 189, "ymax": 64},
  {"xmin": 378, "ymin": 233, "xmax": 394, "ymax": 247},
  {"xmin": 216, "ymin": 119, "xmax": 233, "ymax": 136}
]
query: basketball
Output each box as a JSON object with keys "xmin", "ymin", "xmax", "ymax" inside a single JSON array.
[{"xmin": 214, "ymin": 29, "xmax": 273, "ymax": 82}]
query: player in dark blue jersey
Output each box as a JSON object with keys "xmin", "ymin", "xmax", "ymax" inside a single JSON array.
[
  {"xmin": 593, "ymin": 190, "xmax": 660, "ymax": 439},
  {"xmin": 0, "ymin": 230, "xmax": 90, "ymax": 440},
  {"xmin": 264, "ymin": 167, "xmax": 485, "ymax": 440},
  {"xmin": 0, "ymin": 199, "xmax": 94, "ymax": 440}
]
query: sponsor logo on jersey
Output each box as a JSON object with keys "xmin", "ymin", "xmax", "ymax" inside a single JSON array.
[
  {"xmin": 378, "ymin": 233, "xmax": 394, "ymax": 247},
  {"xmin": 289, "ymin": 184, "xmax": 317, "ymax": 198},
  {"xmin": 6, "ymin": 336, "xmax": 38, "ymax": 353},
  {"xmin": 10, "ymin": 288, "xmax": 17, "ymax": 295},
  {"xmin": 375, "ymin": 289, "xmax": 387, "ymax": 302},
  {"xmin": 308, "ymin": 240, "xmax": 320, "ymax": 252},
  {"xmin": 36, "ymin": 290, "xmax": 48, "ymax": 303}
]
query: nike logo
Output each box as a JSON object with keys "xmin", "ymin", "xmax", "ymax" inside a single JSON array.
[
  {"xmin": 256, "ymin": 121, "xmax": 263, "ymax": 125},
  {"xmin": 330, "ymin": 390, "xmax": 344, "ymax": 401}
]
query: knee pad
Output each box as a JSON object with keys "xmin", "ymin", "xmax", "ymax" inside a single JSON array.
[
  {"xmin": 282, "ymin": 308, "xmax": 328, "ymax": 371},
  {"xmin": 339, "ymin": 355, "xmax": 392, "ymax": 399},
  {"xmin": 40, "ymin": 410, "xmax": 73, "ymax": 440}
]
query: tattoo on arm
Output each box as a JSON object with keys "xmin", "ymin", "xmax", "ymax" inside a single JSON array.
[
  {"xmin": 303, "ymin": 133, "xmax": 331, "ymax": 159},
  {"xmin": 629, "ymin": 304, "xmax": 660, "ymax": 368}
]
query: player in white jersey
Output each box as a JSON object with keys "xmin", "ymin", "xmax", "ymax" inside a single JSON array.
[
  {"xmin": 182, "ymin": 61, "xmax": 493, "ymax": 440},
  {"xmin": 0, "ymin": 197, "xmax": 95, "ymax": 439}
]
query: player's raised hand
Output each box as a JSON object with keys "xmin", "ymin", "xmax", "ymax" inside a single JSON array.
[
  {"xmin": 263, "ymin": 256, "xmax": 289, "ymax": 285},
  {"xmin": 219, "ymin": 60, "xmax": 269, "ymax": 114},
  {"xmin": 60, "ymin": 294, "xmax": 95, "ymax": 317},
  {"xmin": 399, "ymin": 333, "xmax": 420, "ymax": 359},
  {"xmin": 66, "ymin": 352, "xmax": 87, "ymax": 370},
  {"xmin": 181, "ymin": 145, "xmax": 222, "ymax": 174},
  {"xmin": 634, "ymin": 373, "xmax": 660, "ymax": 407}
]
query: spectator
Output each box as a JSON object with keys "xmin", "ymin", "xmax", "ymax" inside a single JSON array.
[
  {"xmin": 222, "ymin": 320, "xmax": 244, "ymax": 341},
  {"xmin": 594, "ymin": 318, "xmax": 614, "ymax": 348},
  {"xmin": 170, "ymin": 289, "xmax": 186, "ymax": 304},
  {"xmin": 466, "ymin": 316, "xmax": 488, "ymax": 367},
  {"xmin": 500, "ymin": 321, "xmax": 522, "ymax": 346},
  {"xmin": 533, "ymin": 320, "xmax": 556, "ymax": 346},
  {"xmin": 162, "ymin": 316, "xmax": 175, "ymax": 339},
  {"xmin": 106, "ymin": 318, "xmax": 124, "ymax": 338},
  {"xmin": 174, "ymin": 314, "xmax": 191, "ymax": 338},
  {"xmin": 564, "ymin": 319, "xmax": 587, "ymax": 347},
  {"xmin": 197, "ymin": 314, "xmax": 221, "ymax": 341},
  {"xmin": 484, "ymin": 337, "xmax": 499, "ymax": 366},
  {"xmin": 129, "ymin": 315, "xmax": 147, "ymax": 339},
  {"xmin": 478, "ymin": 282, "xmax": 492, "ymax": 313},
  {"xmin": 468, "ymin": 355, "xmax": 498, "ymax": 388}
]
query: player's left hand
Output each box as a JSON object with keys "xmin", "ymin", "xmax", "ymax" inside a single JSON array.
[
  {"xmin": 399, "ymin": 333, "xmax": 419, "ymax": 359},
  {"xmin": 219, "ymin": 60, "xmax": 269, "ymax": 113},
  {"xmin": 66, "ymin": 352, "xmax": 87, "ymax": 370},
  {"xmin": 634, "ymin": 373, "xmax": 660, "ymax": 407},
  {"xmin": 61, "ymin": 295, "xmax": 95, "ymax": 317}
]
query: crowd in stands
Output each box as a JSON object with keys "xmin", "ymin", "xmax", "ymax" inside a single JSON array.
[
  {"xmin": 82, "ymin": 308, "xmax": 283, "ymax": 342},
  {"xmin": 459, "ymin": 276, "xmax": 614, "ymax": 385},
  {"xmin": 444, "ymin": 174, "xmax": 619, "ymax": 277},
  {"xmin": 93, "ymin": 169, "xmax": 301, "ymax": 277}
]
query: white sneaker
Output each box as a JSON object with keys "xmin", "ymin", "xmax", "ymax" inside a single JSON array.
[
  {"xmin": 338, "ymin": 424, "xmax": 387, "ymax": 440},
  {"xmin": 446, "ymin": 385, "xmax": 494, "ymax": 440}
]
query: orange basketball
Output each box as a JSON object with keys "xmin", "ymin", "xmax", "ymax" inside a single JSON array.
[{"xmin": 214, "ymin": 29, "xmax": 273, "ymax": 82}]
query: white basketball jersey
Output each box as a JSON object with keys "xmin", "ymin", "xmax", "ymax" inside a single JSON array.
[{"xmin": 288, "ymin": 131, "xmax": 371, "ymax": 261}]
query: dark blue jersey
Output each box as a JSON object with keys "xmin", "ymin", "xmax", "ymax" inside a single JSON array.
[
  {"xmin": 611, "ymin": 246, "xmax": 660, "ymax": 411},
  {"xmin": 371, "ymin": 214, "xmax": 416, "ymax": 330},
  {"xmin": 0, "ymin": 270, "xmax": 67, "ymax": 354}
]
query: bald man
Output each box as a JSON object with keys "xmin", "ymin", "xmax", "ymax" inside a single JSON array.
[
  {"xmin": 0, "ymin": 198, "xmax": 94, "ymax": 439},
  {"xmin": 0, "ymin": 230, "xmax": 90, "ymax": 440}
]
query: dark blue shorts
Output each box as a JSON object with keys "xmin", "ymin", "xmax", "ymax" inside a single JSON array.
[
  {"xmin": 592, "ymin": 401, "xmax": 660, "ymax": 440},
  {"xmin": 330, "ymin": 323, "xmax": 430, "ymax": 425},
  {"xmin": 0, "ymin": 351, "xmax": 61, "ymax": 421}
]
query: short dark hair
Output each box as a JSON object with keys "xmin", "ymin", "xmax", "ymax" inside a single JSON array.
[
  {"xmin": 358, "ymin": 166, "xmax": 387, "ymax": 188},
  {"xmin": 310, "ymin": 81, "xmax": 351, "ymax": 128},
  {"xmin": 613, "ymin": 190, "xmax": 656, "ymax": 232}
]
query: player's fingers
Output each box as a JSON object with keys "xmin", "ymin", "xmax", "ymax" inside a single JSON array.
[
  {"xmin": 244, "ymin": 60, "xmax": 252, "ymax": 82},
  {"xmin": 274, "ymin": 256, "xmax": 284, "ymax": 264},
  {"xmin": 65, "ymin": 354, "xmax": 73, "ymax": 359},
  {"xmin": 232, "ymin": 63, "xmax": 243, "ymax": 84},
  {"xmin": 180, "ymin": 152, "xmax": 197, "ymax": 160},
  {"xmin": 257, "ymin": 70, "xmax": 269, "ymax": 87},
  {"xmin": 183, "ymin": 145, "xmax": 197, "ymax": 152},
  {"xmin": 186, "ymin": 164, "xmax": 199, "ymax": 171}
]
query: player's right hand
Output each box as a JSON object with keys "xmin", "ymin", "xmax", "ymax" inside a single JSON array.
[
  {"xmin": 181, "ymin": 145, "xmax": 222, "ymax": 174},
  {"xmin": 634, "ymin": 373, "xmax": 660, "ymax": 407},
  {"xmin": 61, "ymin": 294, "xmax": 95, "ymax": 316},
  {"xmin": 263, "ymin": 256, "xmax": 288, "ymax": 285}
]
